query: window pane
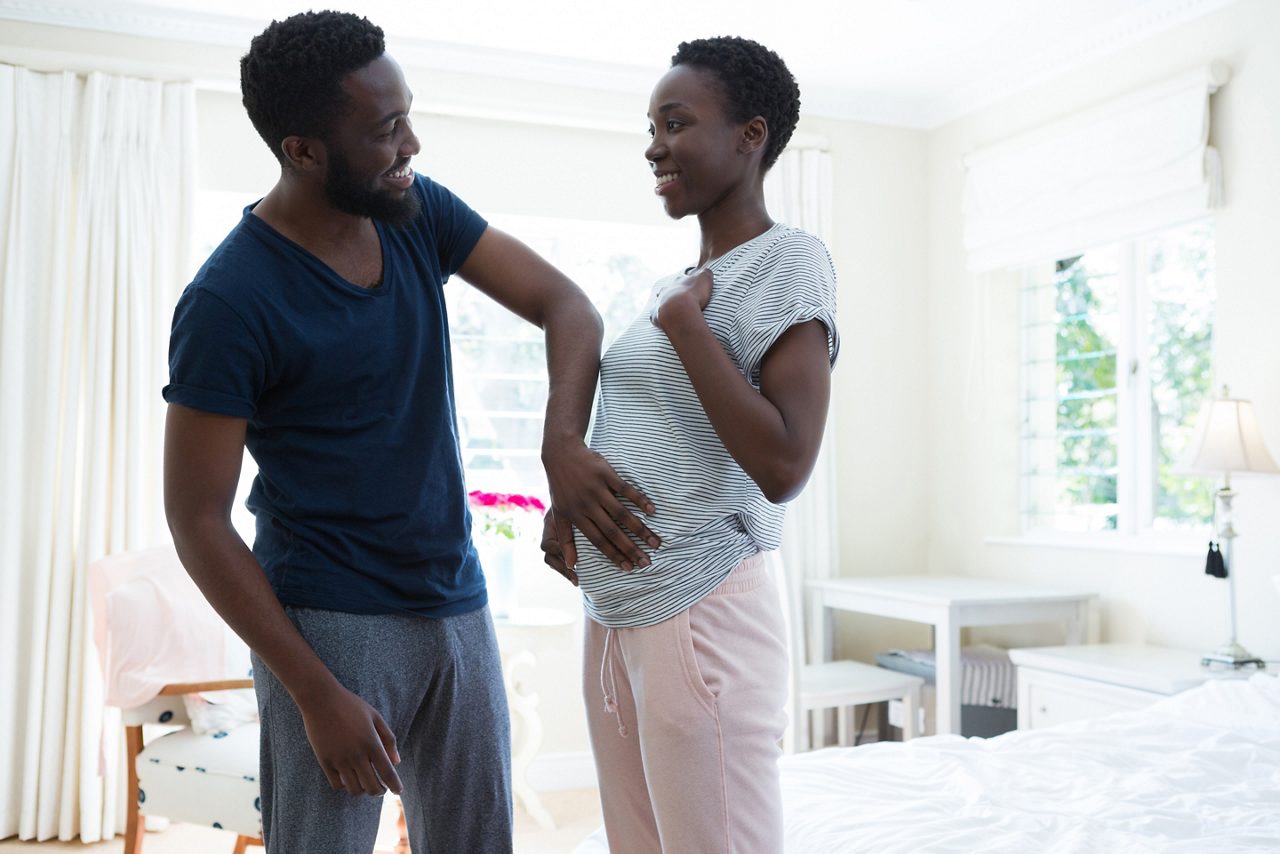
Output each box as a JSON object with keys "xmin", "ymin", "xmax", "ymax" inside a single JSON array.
[
  {"xmin": 1146, "ymin": 221, "xmax": 1215, "ymax": 530},
  {"xmin": 1051, "ymin": 250, "xmax": 1120, "ymax": 531}
]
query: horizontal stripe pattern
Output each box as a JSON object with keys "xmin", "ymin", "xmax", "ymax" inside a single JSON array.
[{"xmin": 579, "ymin": 224, "xmax": 839, "ymax": 627}]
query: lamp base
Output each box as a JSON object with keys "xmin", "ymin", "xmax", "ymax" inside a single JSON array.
[{"xmin": 1201, "ymin": 641, "xmax": 1266, "ymax": 670}]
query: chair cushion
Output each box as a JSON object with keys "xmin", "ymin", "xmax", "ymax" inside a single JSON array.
[
  {"xmin": 137, "ymin": 722, "xmax": 261, "ymax": 837},
  {"xmin": 800, "ymin": 660, "xmax": 924, "ymax": 709},
  {"xmin": 122, "ymin": 694, "xmax": 190, "ymax": 728}
]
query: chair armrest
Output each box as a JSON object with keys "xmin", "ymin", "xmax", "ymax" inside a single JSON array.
[{"xmin": 158, "ymin": 679, "xmax": 254, "ymax": 695}]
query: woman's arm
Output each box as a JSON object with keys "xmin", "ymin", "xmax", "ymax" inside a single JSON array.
[{"xmin": 653, "ymin": 268, "xmax": 832, "ymax": 504}]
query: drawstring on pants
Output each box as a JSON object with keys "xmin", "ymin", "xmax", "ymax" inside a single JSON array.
[{"xmin": 599, "ymin": 627, "xmax": 628, "ymax": 737}]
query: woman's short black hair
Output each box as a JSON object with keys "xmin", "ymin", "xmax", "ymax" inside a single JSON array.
[
  {"xmin": 240, "ymin": 10, "xmax": 386, "ymax": 165},
  {"xmin": 671, "ymin": 36, "xmax": 800, "ymax": 172}
]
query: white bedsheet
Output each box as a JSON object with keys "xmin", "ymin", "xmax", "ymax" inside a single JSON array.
[
  {"xmin": 781, "ymin": 674, "xmax": 1280, "ymax": 853},
  {"xmin": 575, "ymin": 675, "xmax": 1280, "ymax": 853}
]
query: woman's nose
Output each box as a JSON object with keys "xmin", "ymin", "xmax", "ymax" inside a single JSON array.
[{"xmin": 644, "ymin": 138, "xmax": 663, "ymax": 164}]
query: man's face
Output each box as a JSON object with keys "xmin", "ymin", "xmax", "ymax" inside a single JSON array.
[{"xmin": 321, "ymin": 55, "xmax": 422, "ymax": 226}]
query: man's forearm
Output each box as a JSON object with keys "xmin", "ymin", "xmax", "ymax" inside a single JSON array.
[
  {"xmin": 540, "ymin": 296, "xmax": 604, "ymax": 450},
  {"xmin": 171, "ymin": 517, "xmax": 338, "ymax": 704}
]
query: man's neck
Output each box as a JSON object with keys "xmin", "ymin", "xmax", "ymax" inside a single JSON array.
[{"xmin": 252, "ymin": 177, "xmax": 371, "ymax": 252}]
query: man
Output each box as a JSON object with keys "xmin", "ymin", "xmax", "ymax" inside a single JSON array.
[{"xmin": 162, "ymin": 10, "xmax": 658, "ymax": 853}]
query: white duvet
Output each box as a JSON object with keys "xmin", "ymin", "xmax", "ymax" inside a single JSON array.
[
  {"xmin": 780, "ymin": 674, "xmax": 1280, "ymax": 853},
  {"xmin": 576, "ymin": 675, "xmax": 1280, "ymax": 853}
]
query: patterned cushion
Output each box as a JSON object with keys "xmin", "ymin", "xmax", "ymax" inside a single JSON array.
[
  {"xmin": 137, "ymin": 722, "xmax": 261, "ymax": 837},
  {"xmin": 122, "ymin": 694, "xmax": 190, "ymax": 728}
]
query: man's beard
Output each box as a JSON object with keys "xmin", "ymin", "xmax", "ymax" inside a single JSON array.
[{"xmin": 323, "ymin": 147, "xmax": 421, "ymax": 227}]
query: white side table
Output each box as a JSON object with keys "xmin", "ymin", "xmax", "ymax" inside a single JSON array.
[
  {"xmin": 492, "ymin": 607, "xmax": 574, "ymax": 830},
  {"xmin": 1009, "ymin": 643, "xmax": 1259, "ymax": 730},
  {"xmin": 807, "ymin": 576, "xmax": 1097, "ymax": 735}
]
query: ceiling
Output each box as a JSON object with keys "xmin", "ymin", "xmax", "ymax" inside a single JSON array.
[{"xmin": 0, "ymin": 0, "xmax": 1242, "ymax": 127}]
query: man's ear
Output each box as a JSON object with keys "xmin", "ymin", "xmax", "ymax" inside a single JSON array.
[
  {"xmin": 280, "ymin": 136, "xmax": 325, "ymax": 172},
  {"xmin": 739, "ymin": 117, "xmax": 768, "ymax": 156}
]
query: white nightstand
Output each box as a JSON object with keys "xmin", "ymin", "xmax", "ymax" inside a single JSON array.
[{"xmin": 1008, "ymin": 643, "xmax": 1259, "ymax": 731}]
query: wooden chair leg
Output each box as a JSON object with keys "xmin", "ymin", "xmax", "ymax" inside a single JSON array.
[
  {"xmin": 232, "ymin": 835, "xmax": 262, "ymax": 854},
  {"xmin": 395, "ymin": 798, "xmax": 410, "ymax": 854},
  {"xmin": 124, "ymin": 725, "xmax": 145, "ymax": 854}
]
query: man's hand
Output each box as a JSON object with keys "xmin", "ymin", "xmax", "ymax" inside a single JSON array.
[
  {"xmin": 540, "ymin": 509, "xmax": 578, "ymax": 587},
  {"xmin": 297, "ymin": 683, "xmax": 403, "ymax": 797},
  {"xmin": 541, "ymin": 438, "xmax": 659, "ymax": 573}
]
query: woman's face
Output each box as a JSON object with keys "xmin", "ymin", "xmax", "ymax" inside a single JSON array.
[{"xmin": 644, "ymin": 64, "xmax": 753, "ymax": 220}]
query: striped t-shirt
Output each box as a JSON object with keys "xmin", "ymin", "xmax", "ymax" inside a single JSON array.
[{"xmin": 578, "ymin": 223, "xmax": 839, "ymax": 628}]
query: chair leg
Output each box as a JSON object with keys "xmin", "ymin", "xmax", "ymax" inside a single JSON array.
[
  {"xmin": 124, "ymin": 725, "xmax": 145, "ymax": 854},
  {"xmin": 232, "ymin": 836, "xmax": 263, "ymax": 853},
  {"xmin": 395, "ymin": 797, "xmax": 411, "ymax": 854},
  {"xmin": 795, "ymin": 705, "xmax": 811, "ymax": 753},
  {"xmin": 836, "ymin": 706, "xmax": 851, "ymax": 745}
]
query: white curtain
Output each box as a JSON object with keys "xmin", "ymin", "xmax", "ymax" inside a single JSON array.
[
  {"xmin": 963, "ymin": 63, "xmax": 1228, "ymax": 272},
  {"xmin": 0, "ymin": 65, "xmax": 195, "ymax": 842},
  {"xmin": 764, "ymin": 147, "xmax": 840, "ymax": 664}
]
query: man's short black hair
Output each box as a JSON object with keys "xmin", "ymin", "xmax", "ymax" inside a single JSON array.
[
  {"xmin": 671, "ymin": 36, "xmax": 800, "ymax": 172},
  {"xmin": 240, "ymin": 10, "xmax": 386, "ymax": 165}
]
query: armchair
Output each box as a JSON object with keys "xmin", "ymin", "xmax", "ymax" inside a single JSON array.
[{"xmin": 89, "ymin": 546, "xmax": 262, "ymax": 854}]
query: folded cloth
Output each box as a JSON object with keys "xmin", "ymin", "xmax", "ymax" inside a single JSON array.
[
  {"xmin": 89, "ymin": 545, "xmax": 251, "ymax": 709},
  {"xmin": 182, "ymin": 689, "xmax": 259, "ymax": 735}
]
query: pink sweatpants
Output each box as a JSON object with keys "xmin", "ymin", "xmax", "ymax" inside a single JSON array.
[{"xmin": 584, "ymin": 553, "xmax": 790, "ymax": 853}]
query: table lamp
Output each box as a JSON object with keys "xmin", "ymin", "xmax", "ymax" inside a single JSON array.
[{"xmin": 1177, "ymin": 386, "xmax": 1280, "ymax": 669}]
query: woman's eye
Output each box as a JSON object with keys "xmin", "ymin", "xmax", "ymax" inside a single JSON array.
[{"xmin": 666, "ymin": 120, "xmax": 682, "ymax": 132}]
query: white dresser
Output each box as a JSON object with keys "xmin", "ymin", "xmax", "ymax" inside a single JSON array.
[{"xmin": 1008, "ymin": 643, "xmax": 1261, "ymax": 730}]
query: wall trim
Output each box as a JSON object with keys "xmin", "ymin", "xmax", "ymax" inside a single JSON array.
[{"xmin": 0, "ymin": 0, "xmax": 1248, "ymax": 129}]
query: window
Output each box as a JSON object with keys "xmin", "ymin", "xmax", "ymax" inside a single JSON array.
[
  {"xmin": 447, "ymin": 213, "xmax": 696, "ymax": 502},
  {"xmin": 1020, "ymin": 220, "xmax": 1216, "ymax": 535}
]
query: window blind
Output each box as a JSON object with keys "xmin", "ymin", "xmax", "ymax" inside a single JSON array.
[{"xmin": 963, "ymin": 63, "xmax": 1228, "ymax": 273}]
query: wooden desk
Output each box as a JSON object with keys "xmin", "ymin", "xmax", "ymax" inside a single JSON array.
[{"xmin": 807, "ymin": 576, "xmax": 1097, "ymax": 735}]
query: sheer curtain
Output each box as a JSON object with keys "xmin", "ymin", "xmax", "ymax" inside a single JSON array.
[
  {"xmin": 0, "ymin": 65, "xmax": 194, "ymax": 842},
  {"xmin": 764, "ymin": 146, "xmax": 840, "ymax": 665}
]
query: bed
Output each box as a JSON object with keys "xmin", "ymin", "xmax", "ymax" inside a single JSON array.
[{"xmin": 575, "ymin": 673, "xmax": 1280, "ymax": 852}]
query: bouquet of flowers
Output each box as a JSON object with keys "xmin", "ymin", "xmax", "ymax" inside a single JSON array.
[{"xmin": 467, "ymin": 491, "xmax": 547, "ymax": 540}]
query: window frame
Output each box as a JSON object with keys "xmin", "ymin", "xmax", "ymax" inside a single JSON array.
[{"xmin": 1016, "ymin": 221, "xmax": 1215, "ymax": 550}]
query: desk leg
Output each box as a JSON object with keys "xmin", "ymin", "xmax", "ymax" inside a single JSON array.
[
  {"xmin": 806, "ymin": 596, "xmax": 827, "ymax": 749},
  {"xmin": 935, "ymin": 619, "xmax": 962, "ymax": 736}
]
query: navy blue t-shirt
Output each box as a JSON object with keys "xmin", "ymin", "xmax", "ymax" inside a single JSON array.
[{"xmin": 163, "ymin": 175, "xmax": 488, "ymax": 617}]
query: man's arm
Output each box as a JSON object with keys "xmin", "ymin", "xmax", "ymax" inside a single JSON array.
[
  {"xmin": 457, "ymin": 226, "xmax": 661, "ymax": 572},
  {"xmin": 163, "ymin": 403, "xmax": 402, "ymax": 796}
]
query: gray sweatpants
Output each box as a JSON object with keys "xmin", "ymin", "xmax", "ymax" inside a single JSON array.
[{"xmin": 251, "ymin": 605, "xmax": 512, "ymax": 854}]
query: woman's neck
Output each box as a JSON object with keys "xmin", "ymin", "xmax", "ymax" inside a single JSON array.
[{"xmin": 695, "ymin": 190, "xmax": 773, "ymax": 267}]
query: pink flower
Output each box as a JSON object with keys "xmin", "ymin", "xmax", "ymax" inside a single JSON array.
[{"xmin": 467, "ymin": 490, "xmax": 546, "ymax": 513}]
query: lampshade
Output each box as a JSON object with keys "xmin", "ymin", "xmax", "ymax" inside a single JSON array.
[{"xmin": 1178, "ymin": 392, "xmax": 1280, "ymax": 476}]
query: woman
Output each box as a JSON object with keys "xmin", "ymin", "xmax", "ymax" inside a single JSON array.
[{"xmin": 542, "ymin": 36, "xmax": 838, "ymax": 852}]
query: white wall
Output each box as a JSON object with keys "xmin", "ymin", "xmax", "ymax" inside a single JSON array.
[
  {"xmin": 802, "ymin": 115, "xmax": 935, "ymax": 659},
  {"xmin": 923, "ymin": 0, "xmax": 1280, "ymax": 659}
]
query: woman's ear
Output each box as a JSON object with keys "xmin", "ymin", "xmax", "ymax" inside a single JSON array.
[{"xmin": 739, "ymin": 116, "xmax": 768, "ymax": 156}]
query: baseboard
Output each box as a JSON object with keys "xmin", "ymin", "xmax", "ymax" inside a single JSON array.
[{"xmin": 527, "ymin": 752, "xmax": 598, "ymax": 792}]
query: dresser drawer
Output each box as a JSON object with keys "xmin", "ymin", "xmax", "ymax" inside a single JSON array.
[{"xmin": 1018, "ymin": 667, "xmax": 1162, "ymax": 730}]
